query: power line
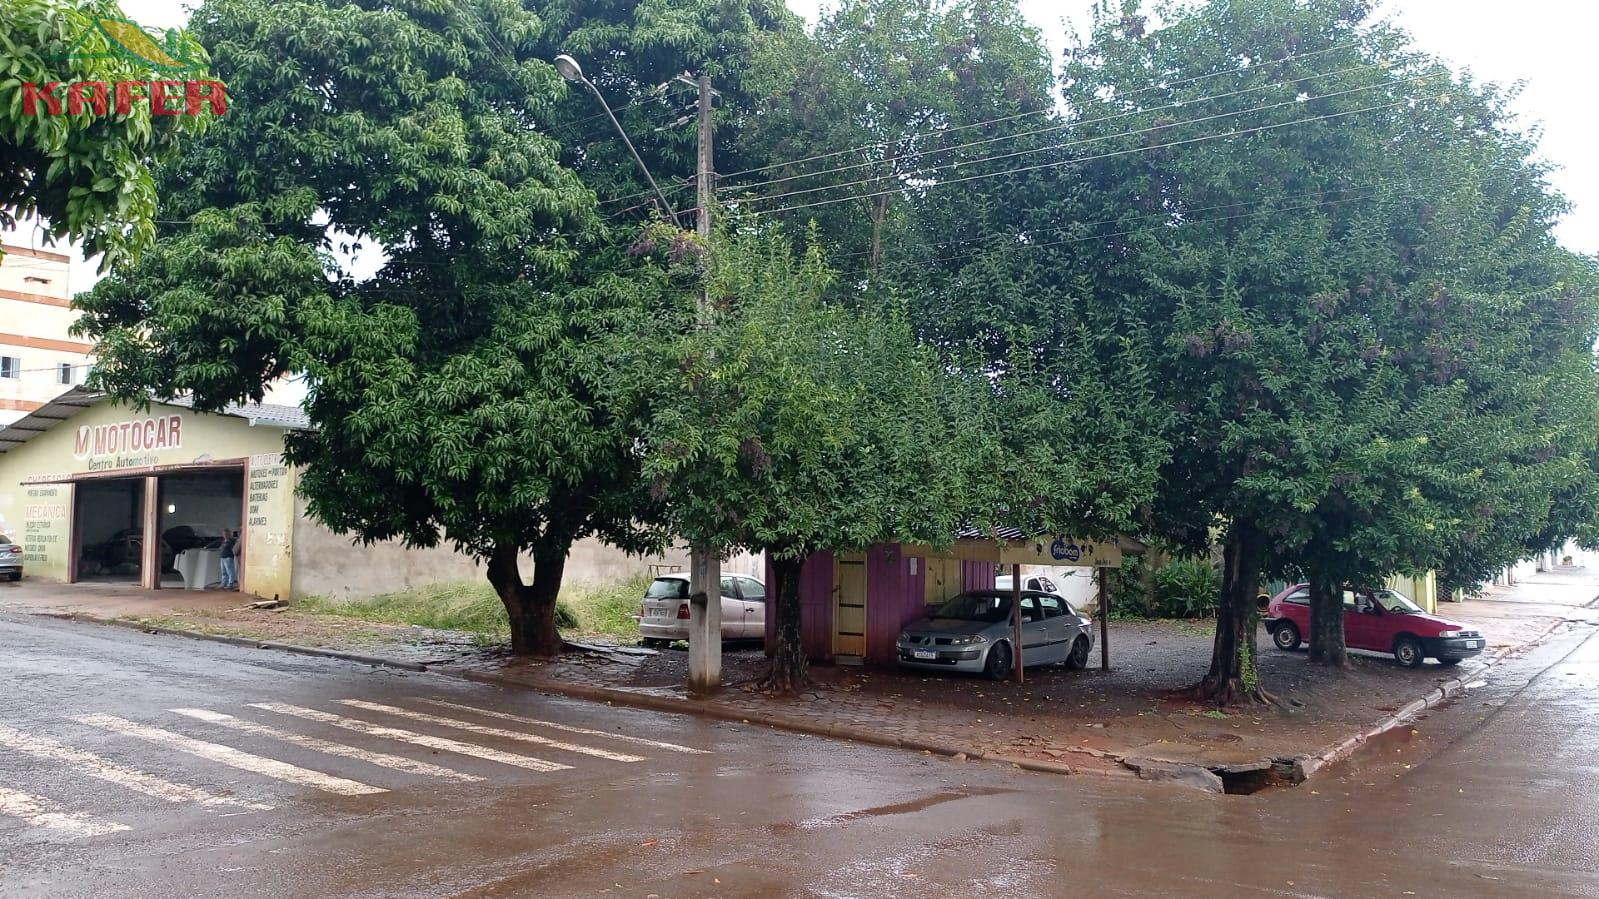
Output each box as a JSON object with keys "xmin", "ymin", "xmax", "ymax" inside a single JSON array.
[
  {"xmin": 733, "ymin": 77, "xmax": 1432, "ymax": 211},
  {"xmin": 832, "ymin": 184, "xmax": 1422, "ymax": 278},
  {"xmin": 715, "ymin": 40, "xmax": 1375, "ymax": 184},
  {"xmin": 719, "ymin": 57, "xmax": 1417, "ymax": 197},
  {"xmin": 747, "ymin": 96, "xmax": 1419, "ymax": 219}
]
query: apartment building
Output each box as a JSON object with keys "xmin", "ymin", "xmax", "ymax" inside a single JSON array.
[{"xmin": 0, "ymin": 244, "xmax": 94, "ymax": 425}]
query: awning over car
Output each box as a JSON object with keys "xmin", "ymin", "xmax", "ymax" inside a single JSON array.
[{"xmin": 902, "ymin": 531, "xmax": 1145, "ymax": 569}]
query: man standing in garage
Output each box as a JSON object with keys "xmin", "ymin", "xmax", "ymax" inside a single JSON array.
[{"xmin": 218, "ymin": 528, "xmax": 239, "ymax": 590}]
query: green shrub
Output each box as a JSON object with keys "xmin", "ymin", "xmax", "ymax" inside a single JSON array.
[{"xmin": 1149, "ymin": 558, "xmax": 1219, "ymax": 618}]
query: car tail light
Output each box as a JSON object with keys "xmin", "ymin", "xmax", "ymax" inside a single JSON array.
[{"xmin": 677, "ymin": 603, "xmax": 691, "ymax": 620}]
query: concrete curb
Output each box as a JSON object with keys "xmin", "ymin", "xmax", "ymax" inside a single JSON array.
[
  {"xmin": 43, "ymin": 612, "xmax": 430, "ymax": 672},
  {"xmin": 1287, "ymin": 615, "xmax": 1572, "ymax": 781}
]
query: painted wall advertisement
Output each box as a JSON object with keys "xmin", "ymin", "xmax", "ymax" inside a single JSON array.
[{"xmin": 243, "ymin": 453, "xmax": 294, "ymax": 601}]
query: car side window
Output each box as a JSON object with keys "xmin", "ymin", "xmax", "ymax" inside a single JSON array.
[
  {"xmin": 1020, "ymin": 596, "xmax": 1042, "ymax": 623},
  {"xmin": 1039, "ymin": 577, "xmax": 1057, "ymax": 593},
  {"xmin": 739, "ymin": 578, "xmax": 765, "ymax": 602},
  {"xmin": 1286, "ymin": 587, "xmax": 1310, "ymax": 604},
  {"xmin": 719, "ymin": 576, "xmax": 739, "ymax": 599},
  {"xmin": 1038, "ymin": 596, "xmax": 1065, "ymax": 618}
]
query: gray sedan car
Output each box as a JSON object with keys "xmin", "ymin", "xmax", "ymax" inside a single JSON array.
[{"xmin": 896, "ymin": 590, "xmax": 1094, "ymax": 680}]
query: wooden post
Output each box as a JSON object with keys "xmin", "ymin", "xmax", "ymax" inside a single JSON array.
[
  {"xmin": 140, "ymin": 475, "xmax": 161, "ymax": 590},
  {"xmin": 1011, "ymin": 562, "xmax": 1024, "ymax": 684},
  {"xmin": 1098, "ymin": 565, "xmax": 1110, "ymax": 671}
]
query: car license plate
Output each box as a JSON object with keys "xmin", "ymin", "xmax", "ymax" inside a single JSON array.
[
  {"xmin": 1465, "ymin": 640, "xmax": 1479, "ymax": 649},
  {"xmin": 913, "ymin": 649, "xmax": 938, "ymax": 660}
]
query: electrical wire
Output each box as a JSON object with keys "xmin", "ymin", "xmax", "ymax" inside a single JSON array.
[
  {"xmin": 714, "ymin": 40, "xmax": 1376, "ymax": 183},
  {"xmin": 747, "ymin": 96, "xmax": 1419, "ymax": 219},
  {"xmin": 732, "ymin": 76, "xmax": 1432, "ymax": 211},
  {"xmin": 718, "ymin": 57, "xmax": 1417, "ymax": 196}
]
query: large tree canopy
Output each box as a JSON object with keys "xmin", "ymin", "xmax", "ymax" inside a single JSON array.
[
  {"xmin": 1058, "ymin": 0, "xmax": 1599, "ymax": 699},
  {"xmin": 73, "ymin": 0, "xmax": 787, "ymax": 655},
  {"xmin": 2, "ymin": 0, "xmax": 214, "ymax": 265}
]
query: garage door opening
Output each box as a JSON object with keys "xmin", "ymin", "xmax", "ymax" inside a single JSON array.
[
  {"xmin": 158, "ymin": 471, "xmax": 243, "ymax": 588},
  {"xmin": 74, "ymin": 478, "xmax": 145, "ymax": 583}
]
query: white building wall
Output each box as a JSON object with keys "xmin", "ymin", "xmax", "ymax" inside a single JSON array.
[{"xmin": 0, "ymin": 245, "xmax": 94, "ymax": 425}]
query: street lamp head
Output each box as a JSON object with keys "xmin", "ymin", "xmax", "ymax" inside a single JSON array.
[{"xmin": 553, "ymin": 54, "xmax": 585, "ymax": 84}]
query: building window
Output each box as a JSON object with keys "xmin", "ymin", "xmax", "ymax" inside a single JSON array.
[
  {"xmin": 0, "ymin": 357, "xmax": 19, "ymax": 379},
  {"xmin": 57, "ymin": 363, "xmax": 74, "ymax": 385}
]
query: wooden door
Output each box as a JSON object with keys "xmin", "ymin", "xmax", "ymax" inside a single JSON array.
[{"xmin": 834, "ymin": 552, "xmax": 868, "ymax": 658}]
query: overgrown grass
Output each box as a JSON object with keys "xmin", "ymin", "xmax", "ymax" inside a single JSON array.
[{"xmin": 294, "ymin": 576, "xmax": 653, "ymax": 643}]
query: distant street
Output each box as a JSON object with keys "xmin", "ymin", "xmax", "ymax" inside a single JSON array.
[{"xmin": 2, "ymin": 608, "xmax": 1598, "ymax": 897}]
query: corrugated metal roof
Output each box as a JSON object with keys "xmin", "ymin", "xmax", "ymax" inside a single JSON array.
[{"xmin": 0, "ymin": 387, "xmax": 311, "ymax": 454}]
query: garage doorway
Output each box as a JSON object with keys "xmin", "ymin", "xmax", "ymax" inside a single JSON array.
[
  {"xmin": 157, "ymin": 471, "xmax": 243, "ymax": 588},
  {"xmin": 73, "ymin": 479, "xmax": 145, "ymax": 583}
]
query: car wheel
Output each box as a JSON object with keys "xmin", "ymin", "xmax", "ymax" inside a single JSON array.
[
  {"xmin": 1066, "ymin": 636, "xmax": 1090, "ymax": 670},
  {"xmin": 984, "ymin": 641, "xmax": 1013, "ymax": 680},
  {"xmin": 1394, "ymin": 636, "xmax": 1424, "ymax": 668},
  {"xmin": 1437, "ymin": 657, "xmax": 1463, "ymax": 667},
  {"xmin": 1272, "ymin": 621, "xmax": 1302, "ymax": 651}
]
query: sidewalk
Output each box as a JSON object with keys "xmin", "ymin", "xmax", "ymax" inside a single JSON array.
[{"xmin": 8, "ymin": 569, "xmax": 1596, "ymax": 789}]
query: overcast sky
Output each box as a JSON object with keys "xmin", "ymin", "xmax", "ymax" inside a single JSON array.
[{"xmin": 18, "ymin": 0, "xmax": 1598, "ymax": 279}]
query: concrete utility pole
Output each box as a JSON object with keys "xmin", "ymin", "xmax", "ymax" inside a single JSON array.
[{"xmin": 686, "ymin": 73, "xmax": 722, "ymax": 695}]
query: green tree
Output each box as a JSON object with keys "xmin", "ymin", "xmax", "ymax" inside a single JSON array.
[
  {"xmin": 1059, "ymin": 0, "xmax": 1599, "ymax": 699},
  {"xmin": 1, "ymin": 0, "xmax": 213, "ymax": 266},
  {"xmin": 74, "ymin": 0, "xmax": 764, "ymax": 655},
  {"xmin": 632, "ymin": 222, "xmax": 989, "ymax": 691}
]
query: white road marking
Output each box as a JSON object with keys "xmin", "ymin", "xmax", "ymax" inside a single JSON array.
[
  {"xmin": 0, "ymin": 724, "xmax": 271, "ymax": 811},
  {"xmin": 337, "ymin": 701, "xmax": 645, "ymax": 762},
  {"xmin": 418, "ymin": 699, "xmax": 709, "ymax": 754},
  {"xmin": 72, "ymin": 714, "xmax": 385, "ymax": 797},
  {"xmin": 0, "ymin": 786, "xmax": 129, "ymax": 838},
  {"xmin": 248, "ymin": 703, "xmax": 571, "ymax": 773},
  {"xmin": 171, "ymin": 709, "xmax": 482, "ymax": 783}
]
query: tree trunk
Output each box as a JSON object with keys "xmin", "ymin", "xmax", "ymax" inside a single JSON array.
[
  {"xmin": 1188, "ymin": 520, "xmax": 1271, "ymax": 706},
  {"xmin": 486, "ymin": 541, "xmax": 568, "ymax": 657},
  {"xmin": 760, "ymin": 553, "xmax": 809, "ymax": 694},
  {"xmin": 1307, "ymin": 571, "xmax": 1349, "ymax": 667}
]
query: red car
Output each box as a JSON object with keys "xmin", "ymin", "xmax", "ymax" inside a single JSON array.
[{"xmin": 1264, "ymin": 584, "xmax": 1485, "ymax": 667}]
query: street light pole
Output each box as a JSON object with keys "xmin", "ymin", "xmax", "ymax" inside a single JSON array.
[
  {"xmin": 556, "ymin": 55, "xmax": 723, "ymax": 694},
  {"xmin": 553, "ymin": 54, "xmax": 680, "ymax": 227},
  {"xmin": 685, "ymin": 72, "xmax": 721, "ymax": 695}
]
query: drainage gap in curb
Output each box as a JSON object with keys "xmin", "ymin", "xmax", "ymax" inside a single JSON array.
[{"xmin": 1216, "ymin": 766, "xmax": 1285, "ymax": 795}]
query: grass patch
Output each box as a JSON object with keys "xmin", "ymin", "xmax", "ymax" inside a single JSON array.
[
  {"xmin": 297, "ymin": 582, "xmax": 515, "ymax": 637},
  {"xmin": 294, "ymin": 575, "xmax": 653, "ymax": 643}
]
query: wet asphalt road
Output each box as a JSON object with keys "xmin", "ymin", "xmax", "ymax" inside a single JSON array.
[{"xmin": 2, "ymin": 612, "xmax": 1598, "ymax": 898}]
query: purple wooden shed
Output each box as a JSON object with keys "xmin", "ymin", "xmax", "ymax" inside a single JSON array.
[{"xmin": 764, "ymin": 543, "xmax": 997, "ymax": 667}]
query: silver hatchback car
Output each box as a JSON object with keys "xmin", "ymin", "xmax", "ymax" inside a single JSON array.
[
  {"xmin": 897, "ymin": 590, "xmax": 1094, "ymax": 680},
  {"xmin": 0, "ymin": 534, "xmax": 22, "ymax": 581},
  {"xmin": 637, "ymin": 573, "xmax": 767, "ymax": 646}
]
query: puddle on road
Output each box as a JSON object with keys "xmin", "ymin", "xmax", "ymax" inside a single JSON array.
[{"xmin": 790, "ymin": 785, "xmax": 1019, "ymax": 830}]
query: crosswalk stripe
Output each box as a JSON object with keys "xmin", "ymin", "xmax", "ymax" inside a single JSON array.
[
  {"xmin": 171, "ymin": 709, "xmax": 483, "ymax": 783},
  {"xmin": 248, "ymin": 703, "xmax": 572, "ymax": 773},
  {"xmin": 0, "ymin": 786, "xmax": 129, "ymax": 837},
  {"xmin": 0, "ymin": 724, "xmax": 272, "ymax": 811},
  {"xmin": 417, "ymin": 699, "xmax": 709, "ymax": 754},
  {"xmin": 338, "ymin": 701, "xmax": 646, "ymax": 763},
  {"xmin": 72, "ymin": 714, "xmax": 385, "ymax": 797}
]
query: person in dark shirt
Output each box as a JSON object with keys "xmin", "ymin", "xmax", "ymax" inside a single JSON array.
[{"xmin": 218, "ymin": 529, "xmax": 239, "ymax": 590}]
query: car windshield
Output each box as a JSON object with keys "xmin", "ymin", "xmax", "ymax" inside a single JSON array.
[
  {"xmin": 930, "ymin": 592, "xmax": 1011, "ymax": 623},
  {"xmin": 645, "ymin": 578, "xmax": 688, "ymax": 599},
  {"xmin": 1374, "ymin": 589, "xmax": 1423, "ymax": 614}
]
